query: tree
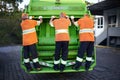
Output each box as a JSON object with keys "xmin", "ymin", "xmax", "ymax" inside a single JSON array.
[
  {"xmin": 1, "ymin": 0, "xmax": 23, "ymax": 3},
  {"xmin": 0, "ymin": 0, "xmax": 23, "ymax": 16}
]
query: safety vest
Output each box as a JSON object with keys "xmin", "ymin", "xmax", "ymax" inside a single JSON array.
[
  {"xmin": 52, "ymin": 18, "xmax": 71, "ymax": 41},
  {"xmin": 21, "ymin": 19, "xmax": 38, "ymax": 46},
  {"xmin": 77, "ymin": 16, "xmax": 94, "ymax": 41}
]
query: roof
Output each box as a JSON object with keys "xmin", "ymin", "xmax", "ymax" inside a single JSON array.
[{"xmin": 88, "ymin": 0, "xmax": 120, "ymax": 15}]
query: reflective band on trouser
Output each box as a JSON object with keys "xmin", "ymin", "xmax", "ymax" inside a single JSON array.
[
  {"xmin": 79, "ymin": 29, "xmax": 94, "ymax": 34},
  {"xmin": 61, "ymin": 59, "xmax": 67, "ymax": 65},
  {"xmin": 86, "ymin": 57, "xmax": 92, "ymax": 61},
  {"xmin": 33, "ymin": 58, "xmax": 39, "ymax": 63},
  {"xmin": 76, "ymin": 57, "xmax": 83, "ymax": 62},
  {"xmin": 55, "ymin": 29, "xmax": 68, "ymax": 34},
  {"xmin": 54, "ymin": 60, "xmax": 60, "ymax": 64},
  {"xmin": 24, "ymin": 58, "xmax": 30, "ymax": 63},
  {"xmin": 23, "ymin": 28, "xmax": 36, "ymax": 35}
]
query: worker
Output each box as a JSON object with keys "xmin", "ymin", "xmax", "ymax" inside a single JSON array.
[
  {"xmin": 70, "ymin": 13, "xmax": 94, "ymax": 71},
  {"xmin": 49, "ymin": 12, "xmax": 71, "ymax": 72},
  {"xmin": 21, "ymin": 13, "xmax": 43, "ymax": 72}
]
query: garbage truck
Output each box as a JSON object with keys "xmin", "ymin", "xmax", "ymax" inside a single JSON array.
[{"xmin": 21, "ymin": 0, "xmax": 96, "ymax": 73}]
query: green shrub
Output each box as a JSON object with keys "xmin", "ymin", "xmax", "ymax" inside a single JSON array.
[{"xmin": 0, "ymin": 12, "xmax": 22, "ymax": 46}]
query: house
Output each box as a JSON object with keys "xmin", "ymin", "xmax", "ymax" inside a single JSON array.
[{"xmin": 89, "ymin": 0, "xmax": 120, "ymax": 47}]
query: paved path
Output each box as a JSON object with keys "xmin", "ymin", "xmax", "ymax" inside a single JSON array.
[{"xmin": 0, "ymin": 46, "xmax": 120, "ymax": 80}]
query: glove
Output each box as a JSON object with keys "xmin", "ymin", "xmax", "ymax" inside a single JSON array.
[
  {"xmin": 29, "ymin": 16, "xmax": 32, "ymax": 19},
  {"xmin": 66, "ymin": 16, "xmax": 69, "ymax": 18},
  {"xmin": 70, "ymin": 16, "xmax": 74, "ymax": 19},
  {"xmin": 51, "ymin": 16, "xmax": 56, "ymax": 18},
  {"xmin": 38, "ymin": 16, "xmax": 42, "ymax": 19}
]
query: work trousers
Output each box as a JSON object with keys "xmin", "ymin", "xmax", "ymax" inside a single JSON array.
[
  {"xmin": 54, "ymin": 41, "xmax": 69, "ymax": 61},
  {"xmin": 23, "ymin": 44, "xmax": 38, "ymax": 59},
  {"xmin": 77, "ymin": 42, "xmax": 94, "ymax": 59}
]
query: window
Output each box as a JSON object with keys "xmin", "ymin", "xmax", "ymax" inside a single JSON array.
[
  {"xmin": 108, "ymin": 15, "xmax": 116, "ymax": 27},
  {"xmin": 97, "ymin": 17, "xmax": 104, "ymax": 28}
]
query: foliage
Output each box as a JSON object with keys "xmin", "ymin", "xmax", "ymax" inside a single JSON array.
[
  {"xmin": 0, "ymin": 0, "xmax": 22, "ymax": 3},
  {"xmin": 0, "ymin": 0, "xmax": 23, "ymax": 15},
  {"xmin": 0, "ymin": 12, "xmax": 22, "ymax": 46},
  {"xmin": 0, "ymin": 0, "xmax": 23, "ymax": 45}
]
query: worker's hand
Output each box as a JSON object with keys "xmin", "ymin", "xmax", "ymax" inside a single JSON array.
[
  {"xmin": 38, "ymin": 16, "xmax": 42, "ymax": 19},
  {"xmin": 51, "ymin": 16, "xmax": 56, "ymax": 19},
  {"xmin": 66, "ymin": 16, "xmax": 69, "ymax": 18},
  {"xmin": 70, "ymin": 16, "xmax": 74, "ymax": 19},
  {"xmin": 29, "ymin": 16, "xmax": 32, "ymax": 19},
  {"xmin": 38, "ymin": 16, "xmax": 43, "ymax": 23}
]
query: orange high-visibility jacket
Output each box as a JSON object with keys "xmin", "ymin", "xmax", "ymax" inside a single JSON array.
[
  {"xmin": 21, "ymin": 19, "xmax": 38, "ymax": 46},
  {"xmin": 52, "ymin": 18, "xmax": 71, "ymax": 41},
  {"xmin": 77, "ymin": 16, "xmax": 94, "ymax": 42}
]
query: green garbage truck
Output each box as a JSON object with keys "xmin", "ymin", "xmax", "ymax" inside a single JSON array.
[{"xmin": 21, "ymin": 0, "xmax": 96, "ymax": 73}]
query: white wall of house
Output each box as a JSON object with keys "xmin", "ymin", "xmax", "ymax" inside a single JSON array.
[
  {"xmin": 104, "ymin": 7, "xmax": 120, "ymax": 28},
  {"xmin": 95, "ymin": 7, "xmax": 120, "ymax": 45},
  {"xmin": 103, "ymin": 7, "xmax": 120, "ymax": 46},
  {"xmin": 117, "ymin": 7, "xmax": 120, "ymax": 27}
]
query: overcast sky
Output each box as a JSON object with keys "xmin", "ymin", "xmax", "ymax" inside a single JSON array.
[{"xmin": 86, "ymin": 0, "xmax": 98, "ymax": 3}]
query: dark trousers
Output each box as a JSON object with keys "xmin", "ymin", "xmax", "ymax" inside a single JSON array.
[
  {"xmin": 54, "ymin": 41, "xmax": 69, "ymax": 61},
  {"xmin": 77, "ymin": 42, "xmax": 94, "ymax": 58},
  {"xmin": 23, "ymin": 44, "xmax": 38, "ymax": 59}
]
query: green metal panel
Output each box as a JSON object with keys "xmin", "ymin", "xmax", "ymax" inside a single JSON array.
[
  {"xmin": 26, "ymin": 0, "xmax": 88, "ymax": 18},
  {"xmin": 21, "ymin": 0, "xmax": 96, "ymax": 73}
]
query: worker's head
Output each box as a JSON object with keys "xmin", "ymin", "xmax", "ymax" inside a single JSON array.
[
  {"xmin": 84, "ymin": 11, "xmax": 90, "ymax": 17},
  {"xmin": 22, "ymin": 13, "xmax": 28, "ymax": 20},
  {"xmin": 60, "ymin": 12, "xmax": 67, "ymax": 18},
  {"xmin": 84, "ymin": 13, "xmax": 90, "ymax": 16}
]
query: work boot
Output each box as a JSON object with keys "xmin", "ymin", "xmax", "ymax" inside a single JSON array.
[
  {"xmin": 24, "ymin": 62, "xmax": 33, "ymax": 72},
  {"xmin": 72, "ymin": 61, "xmax": 82, "ymax": 70},
  {"xmin": 33, "ymin": 62, "xmax": 41, "ymax": 71},
  {"xmin": 85, "ymin": 61, "xmax": 91, "ymax": 71},
  {"xmin": 53, "ymin": 64, "xmax": 60, "ymax": 71},
  {"xmin": 60, "ymin": 64, "xmax": 65, "ymax": 72}
]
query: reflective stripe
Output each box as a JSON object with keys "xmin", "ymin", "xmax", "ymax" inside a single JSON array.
[
  {"xmin": 33, "ymin": 58, "xmax": 39, "ymax": 63},
  {"xmin": 79, "ymin": 29, "xmax": 94, "ymax": 34},
  {"xmin": 76, "ymin": 57, "xmax": 83, "ymax": 62},
  {"xmin": 54, "ymin": 60, "xmax": 60, "ymax": 64},
  {"xmin": 86, "ymin": 57, "xmax": 92, "ymax": 61},
  {"xmin": 61, "ymin": 59, "xmax": 67, "ymax": 65},
  {"xmin": 55, "ymin": 29, "xmax": 68, "ymax": 34},
  {"xmin": 23, "ymin": 28, "xmax": 36, "ymax": 35},
  {"xmin": 24, "ymin": 58, "xmax": 30, "ymax": 63}
]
